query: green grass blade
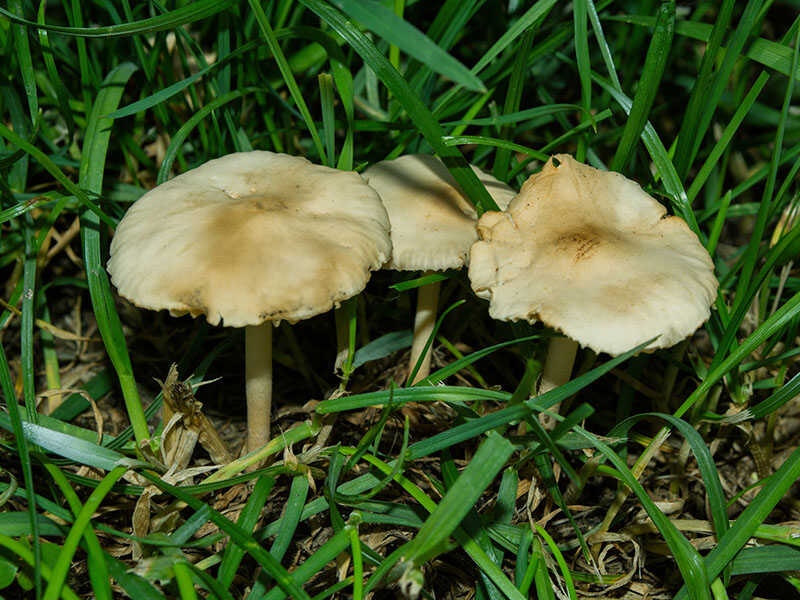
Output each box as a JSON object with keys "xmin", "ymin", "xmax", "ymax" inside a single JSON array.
[
  {"xmin": 141, "ymin": 471, "xmax": 314, "ymax": 600},
  {"xmin": 675, "ymin": 444, "xmax": 800, "ymax": 599},
  {"xmin": 158, "ymin": 89, "xmax": 253, "ymax": 183},
  {"xmin": 592, "ymin": 73, "xmax": 697, "ymax": 232},
  {"xmin": 398, "ymin": 432, "xmax": 513, "ymax": 567},
  {"xmin": 672, "ymin": 0, "xmax": 734, "ymax": 178},
  {"xmin": 318, "ymin": 73, "xmax": 337, "ymax": 167},
  {"xmin": 687, "ymin": 73, "xmax": 769, "ymax": 202},
  {"xmin": 678, "ymin": 289, "xmax": 800, "ymax": 419},
  {"xmin": 0, "ymin": 0, "xmax": 237, "ymax": 37},
  {"xmin": 0, "ymin": 341, "xmax": 42, "ymax": 598},
  {"xmin": 493, "ymin": 26, "xmax": 535, "ymax": 179},
  {"xmin": 610, "ymin": 414, "xmax": 729, "ymax": 539},
  {"xmin": 573, "ymin": 425, "xmax": 711, "ymax": 599},
  {"xmin": 20, "ymin": 421, "xmax": 145, "ymax": 470},
  {"xmin": 612, "ymin": 13, "xmax": 800, "ymax": 82},
  {"xmin": 298, "ymin": 0, "xmax": 498, "ymax": 214},
  {"xmin": 422, "ymin": 335, "xmax": 541, "ymax": 386},
  {"xmin": 269, "ymin": 475, "xmax": 310, "ymax": 561},
  {"xmin": 586, "ymin": 0, "xmax": 621, "ymax": 90},
  {"xmin": 733, "ymin": 28, "xmax": 799, "ymax": 303},
  {"xmin": 42, "ymin": 463, "xmax": 112, "ymax": 600},
  {"xmin": 43, "ymin": 466, "xmax": 128, "ymax": 600},
  {"xmin": 573, "ymin": 0, "xmax": 591, "ymax": 162},
  {"xmin": 218, "ymin": 475, "xmax": 275, "ymax": 589},
  {"xmin": 610, "ymin": 1, "xmax": 675, "ymax": 172},
  {"xmin": 332, "ymin": 0, "xmax": 485, "ymax": 92},
  {"xmin": 257, "ymin": 529, "xmax": 352, "ymax": 600},
  {"xmin": 0, "ymin": 535, "xmax": 81, "ymax": 600},
  {"xmin": 443, "ymin": 135, "xmax": 549, "ymax": 163},
  {"xmin": 472, "ymin": 0, "xmax": 558, "ymax": 75},
  {"xmin": 689, "ymin": 0, "xmax": 764, "ymax": 168},
  {"xmin": 248, "ymin": 0, "xmax": 327, "ymax": 163},
  {"xmin": 0, "ymin": 123, "xmax": 114, "ymax": 228},
  {"xmin": 78, "ymin": 62, "xmax": 149, "ymax": 447}
]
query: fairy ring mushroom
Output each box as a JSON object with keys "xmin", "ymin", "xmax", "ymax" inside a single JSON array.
[
  {"xmin": 107, "ymin": 151, "xmax": 391, "ymax": 455},
  {"xmin": 363, "ymin": 154, "xmax": 516, "ymax": 384},
  {"xmin": 468, "ymin": 154, "xmax": 718, "ymax": 411}
]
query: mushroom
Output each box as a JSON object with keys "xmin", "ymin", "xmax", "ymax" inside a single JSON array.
[
  {"xmin": 469, "ymin": 154, "xmax": 717, "ymax": 408},
  {"xmin": 107, "ymin": 151, "xmax": 391, "ymax": 455},
  {"xmin": 363, "ymin": 154, "xmax": 516, "ymax": 383}
]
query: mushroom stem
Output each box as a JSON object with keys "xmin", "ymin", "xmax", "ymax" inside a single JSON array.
[
  {"xmin": 538, "ymin": 337, "xmax": 579, "ymax": 421},
  {"xmin": 245, "ymin": 322, "xmax": 273, "ymax": 454},
  {"xmin": 409, "ymin": 275, "xmax": 441, "ymax": 384}
]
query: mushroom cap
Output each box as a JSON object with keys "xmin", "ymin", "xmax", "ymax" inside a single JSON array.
[
  {"xmin": 363, "ymin": 154, "xmax": 516, "ymax": 271},
  {"xmin": 469, "ymin": 154, "xmax": 718, "ymax": 356},
  {"xmin": 108, "ymin": 151, "xmax": 392, "ymax": 327}
]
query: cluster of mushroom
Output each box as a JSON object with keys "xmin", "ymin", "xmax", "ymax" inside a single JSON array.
[{"xmin": 107, "ymin": 150, "xmax": 717, "ymax": 458}]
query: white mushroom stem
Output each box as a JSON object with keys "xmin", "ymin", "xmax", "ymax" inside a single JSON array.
[
  {"xmin": 539, "ymin": 335, "xmax": 579, "ymax": 397},
  {"xmin": 409, "ymin": 275, "xmax": 441, "ymax": 384},
  {"xmin": 245, "ymin": 322, "xmax": 273, "ymax": 454}
]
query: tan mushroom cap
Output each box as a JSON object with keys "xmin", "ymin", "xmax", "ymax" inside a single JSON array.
[
  {"xmin": 363, "ymin": 154, "xmax": 516, "ymax": 271},
  {"xmin": 469, "ymin": 154, "xmax": 718, "ymax": 356},
  {"xmin": 108, "ymin": 151, "xmax": 392, "ymax": 327}
]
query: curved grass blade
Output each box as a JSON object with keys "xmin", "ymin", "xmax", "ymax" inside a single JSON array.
[
  {"xmin": 0, "ymin": 0, "xmax": 236, "ymax": 38},
  {"xmin": 0, "ymin": 341, "xmax": 41, "ymax": 597},
  {"xmin": 351, "ymin": 330, "xmax": 413, "ymax": 370},
  {"xmin": 674, "ymin": 444, "xmax": 800, "ymax": 599},
  {"xmin": 586, "ymin": 0, "xmax": 621, "ymax": 90},
  {"xmin": 218, "ymin": 475, "xmax": 275, "ymax": 589},
  {"xmin": 591, "ymin": 73, "xmax": 697, "ymax": 232},
  {"xmin": 610, "ymin": 413, "xmax": 729, "ymax": 539},
  {"xmin": 610, "ymin": 1, "xmax": 675, "ymax": 172},
  {"xmin": 0, "ymin": 535, "xmax": 81, "ymax": 600},
  {"xmin": 407, "ymin": 299, "xmax": 464, "ymax": 386},
  {"xmin": 37, "ymin": 0, "xmax": 74, "ymax": 134},
  {"xmin": 42, "ymin": 466, "xmax": 128, "ymax": 600},
  {"xmin": 11, "ymin": 0, "xmax": 37, "ymax": 122},
  {"xmin": 20, "ymin": 421, "xmax": 145, "ymax": 471},
  {"xmin": 42, "ymin": 464, "xmax": 112, "ymax": 600},
  {"xmin": 78, "ymin": 62, "xmax": 150, "ymax": 447},
  {"xmin": 248, "ymin": 0, "xmax": 326, "ymax": 163},
  {"xmin": 422, "ymin": 334, "xmax": 541, "ymax": 386},
  {"xmin": 399, "ymin": 432, "xmax": 512, "ymax": 566},
  {"xmin": 0, "ymin": 123, "xmax": 115, "ymax": 229},
  {"xmin": 687, "ymin": 72, "xmax": 769, "ymax": 202},
  {"xmin": 157, "ymin": 89, "xmax": 254, "ymax": 183},
  {"xmin": 573, "ymin": 0, "xmax": 590, "ymax": 161},
  {"xmin": 671, "ymin": 0, "xmax": 734, "ymax": 178},
  {"xmin": 316, "ymin": 386, "xmax": 510, "ymax": 414},
  {"xmin": 572, "ymin": 425, "xmax": 711, "ymax": 599},
  {"xmin": 140, "ymin": 471, "xmax": 314, "ymax": 600},
  {"xmin": 610, "ymin": 13, "xmax": 800, "ymax": 82},
  {"xmin": 332, "ymin": 0, "xmax": 485, "ymax": 92},
  {"xmin": 297, "ymin": 0, "xmax": 498, "ymax": 214},
  {"xmin": 442, "ymin": 135, "xmax": 550, "ymax": 162},
  {"xmin": 730, "ymin": 546, "xmax": 800, "ymax": 576},
  {"xmin": 472, "ymin": 0, "xmax": 558, "ymax": 75},
  {"xmin": 259, "ymin": 528, "xmax": 351, "ymax": 600}
]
